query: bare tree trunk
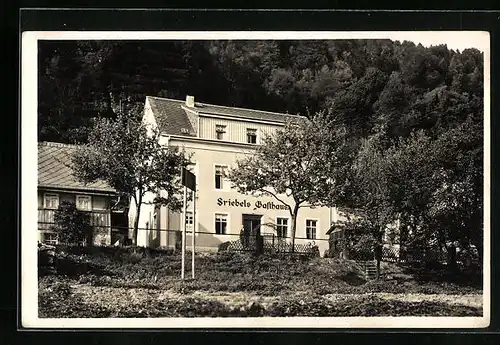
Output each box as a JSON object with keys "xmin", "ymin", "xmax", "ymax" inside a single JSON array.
[
  {"xmin": 290, "ymin": 204, "xmax": 300, "ymax": 253},
  {"xmin": 446, "ymin": 242, "xmax": 458, "ymax": 273},
  {"xmin": 132, "ymin": 193, "xmax": 142, "ymax": 245}
]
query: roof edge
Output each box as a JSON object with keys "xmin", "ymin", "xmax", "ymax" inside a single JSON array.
[
  {"xmin": 38, "ymin": 185, "xmax": 117, "ymax": 195},
  {"xmin": 38, "ymin": 141, "xmax": 80, "ymax": 148},
  {"xmin": 145, "ymin": 95, "xmax": 306, "ymax": 120}
]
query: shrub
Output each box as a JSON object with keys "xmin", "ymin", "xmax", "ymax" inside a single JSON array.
[
  {"xmin": 38, "ymin": 244, "xmax": 55, "ymax": 274},
  {"xmin": 51, "ymin": 201, "xmax": 93, "ymax": 246},
  {"xmin": 349, "ymin": 235, "xmax": 376, "ymax": 261},
  {"xmin": 218, "ymin": 241, "xmax": 231, "ymax": 252}
]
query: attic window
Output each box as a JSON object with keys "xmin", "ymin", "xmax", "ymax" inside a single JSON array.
[
  {"xmin": 247, "ymin": 128, "xmax": 257, "ymax": 144},
  {"xmin": 181, "ymin": 128, "xmax": 190, "ymax": 134},
  {"xmin": 216, "ymin": 125, "xmax": 226, "ymax": 140}
]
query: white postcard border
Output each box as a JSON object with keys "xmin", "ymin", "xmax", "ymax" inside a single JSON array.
[{"xmin": 21, "ymin": 30, "xmax": 491, "ymax": 329}]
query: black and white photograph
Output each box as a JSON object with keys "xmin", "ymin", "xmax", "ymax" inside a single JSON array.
[{"xmin": 21, "ymin": 31, "xmax": 490, "ymax": 328}]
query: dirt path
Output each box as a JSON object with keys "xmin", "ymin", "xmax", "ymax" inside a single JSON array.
[{"xmin": 70, "ymin": 284, "xmax": 483, "ymax": 311}]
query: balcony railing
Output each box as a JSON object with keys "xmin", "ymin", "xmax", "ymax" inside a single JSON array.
[{"xmin": 38, "ymin": 208, "xmax": 111, "ymax": 229}]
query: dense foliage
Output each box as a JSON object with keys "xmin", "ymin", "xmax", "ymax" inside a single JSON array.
[
  {"xmin": 50, "ymin": 201, "xmax": 93, "ymax": 245},
  {"xmin": 38, "ymin": 39, "xmax": 483, "ymax": 144}
]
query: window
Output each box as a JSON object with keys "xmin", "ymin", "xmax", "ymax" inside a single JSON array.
[
  {"xmin": 42, "ymin": 232, "xmax": 58, "ymax": 245},
  {"xmin": 276, "ymin": 217, "xmax": 288, "ymax": 238},
  {"xmin": 76, "ymin": 195, "xmax": 92, "ymax": 211},
  {"xmin": 306, "ymin": 219, "xmax": 317, "ymax": 239},
  {"xmin": 216, "ymin": 124, "xmax": 226, "ymax": 140},
  {"xmin": 91, "ymin": 212, "xmax": 108, "ymax": 227},
  {"xmin": 215, "ymin": 213, "xmax": 228, "ymax": 234},
  {"xmin": 44, "ymin": 193, "xmax": 59, "ymax": 209},
  {"xmin": 247, "ymin": 128, "xmax": 257, "ymax": 144},
  {"xmin": 215, "ymin": 165, "xmax": 226, "ymax": 190},
  {"xmin": 185, "ymin": 211, "xmax": 194, "ymax": 228}
]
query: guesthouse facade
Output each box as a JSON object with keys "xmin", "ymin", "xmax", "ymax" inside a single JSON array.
[{"xmin": 131, "ymin": 95, "xmax": 343, "ymax": 256}]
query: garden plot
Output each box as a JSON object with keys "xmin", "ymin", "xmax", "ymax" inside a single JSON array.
[{"xmin": 38, "ymin": 246, "xmax": 483, "ymax": 318}]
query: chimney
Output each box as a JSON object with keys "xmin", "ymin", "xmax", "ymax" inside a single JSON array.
[{"xmin": 185, "ymin": 95, "xmax": 195, "ymax": 108}]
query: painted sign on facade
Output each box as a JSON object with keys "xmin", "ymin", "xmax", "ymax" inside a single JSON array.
[{"xmin": 216, "ymin": 197, "xmax": 288, "ymax": 210}]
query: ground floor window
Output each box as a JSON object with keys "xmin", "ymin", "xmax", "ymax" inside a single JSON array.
[
  {"xmin": 306, "ymin": 219, "xmax": 317, "ymax": 239},
  {"xmin": 276, "ymin": 217, "xmax": 288, "ymax": 238},
  {"xmin": 215, "ymin": 213, "xmax": 228, "ymax": 234},
  {"xmin": 41, "ymin": 232, "xmax": 58, "ymax": 245}
]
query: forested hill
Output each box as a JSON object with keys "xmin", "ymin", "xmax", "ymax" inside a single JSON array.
[{"xmin": 38, "ymin": 39, "xmax": 483, "ymax": 144}]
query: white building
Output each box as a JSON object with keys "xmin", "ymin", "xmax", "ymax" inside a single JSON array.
[{"xmin": 130, "ymin": 95, "xmax": 341, "ymax": 256}]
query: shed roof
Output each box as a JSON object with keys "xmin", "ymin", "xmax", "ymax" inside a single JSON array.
[{"xmin": 38, "ymin": 141, "xmax": 116, "ymax": 193}]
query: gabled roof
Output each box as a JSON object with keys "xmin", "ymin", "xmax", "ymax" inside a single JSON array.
[
  {"xmin": 146, "ymin": 96, "xmax": 305, "ymax": 136},
  {"xmin": 147, "ymin": 97, "xmax": 196, "ymax": 136},
  {"xmin": 38, "ymin": 142, "xmax": 115, "ymax": 193}
]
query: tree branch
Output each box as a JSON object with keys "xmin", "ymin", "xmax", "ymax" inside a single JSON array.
[{"xmin": 257, "ymin": 188, "xmax": 294, "ymax": 213}]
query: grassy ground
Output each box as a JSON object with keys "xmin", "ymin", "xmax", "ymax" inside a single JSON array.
[{"xmin": 38, "ymin": 245, "xmax": 483, "ymax": 318}]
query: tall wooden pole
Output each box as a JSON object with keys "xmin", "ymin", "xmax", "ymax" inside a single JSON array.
[
  {"xmin": 191, "ymin": 189, "xmax": 196, "ymax": 279},
  {"xmin": 181, "ymin": 186, "xmax": 187, "ymax": 279}
]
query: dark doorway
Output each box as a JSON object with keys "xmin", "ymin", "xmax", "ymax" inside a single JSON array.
[
  {"xmin": 241, "ymin": 214, "xmax": 263, "ymax": 253},
  {"xmin": 111, "ymin": 212, "xmax": 129, "ymax": 245},
  {"xmin": 242, "ymin": 214, "xmax": 262, "ymax": 236}
]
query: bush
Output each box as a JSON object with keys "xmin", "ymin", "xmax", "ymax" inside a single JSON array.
[
  {"xmin": 38, "ymin": 244, "xmax": 55, "ymax": 274},
  {"xmin": 218, "ymin": 241, "xmax": 231, "ymax": 252},
  {"xmin": 349, "ymin": 235, "xmax": 376, "ymax": 261},
  {"xmin": 51, "ymin": 201, "xmax": 93, "ymax": 246}
]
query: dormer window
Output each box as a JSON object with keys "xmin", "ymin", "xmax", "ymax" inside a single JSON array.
[
  {"xmin": 216, "ymin": 125, "xmax": 226, "ymax": 140},
  {"xmin": 247, "ymin": 128, "xmax": 257, "ymax": 144}
]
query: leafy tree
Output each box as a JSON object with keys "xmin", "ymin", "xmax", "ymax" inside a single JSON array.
[
  {"xmin": 51, "ymin": 201, "xmax": 93, "ymax": 246},
  {"xmin": 373, "ymin": 71, "xmax": 416, "ymax": 141},
  {"xmin": 228, "ymin": 114, "xmax": 349, "ymax": 250},
  {"xmin": 347, "ymin": 135, "xmax": 395, "ymax": 278},
  {"xmin": 326, "ymin": 67, "xmax": 389, "ymax": 138},
  {"xmin": 71, "ymin": 104, "xmax": 190, "ymax": 245},
  {"xmin": 428, "ymin": 117, "xmax": 483, "ymax": 267},
  {"xmin": 383, "ymin": 131, "xmax": 439, "ymax": 260}
]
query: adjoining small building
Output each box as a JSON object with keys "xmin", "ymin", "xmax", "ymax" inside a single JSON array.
[
  {"xmin": 132, "ymin": 95, "xmax": 343, "ymax": 256},
  {"xmin": 37, "ymin": 141, "xmax": 129, "ymax": 245},
  {"xmin": 325, "ymin": 209, "xmax": 403, "ymax": 262}
]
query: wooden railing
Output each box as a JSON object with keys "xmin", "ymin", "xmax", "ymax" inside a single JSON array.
[{"xmin": 38, "ymin": 209, "xmax": 111, "ymax": 229}]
